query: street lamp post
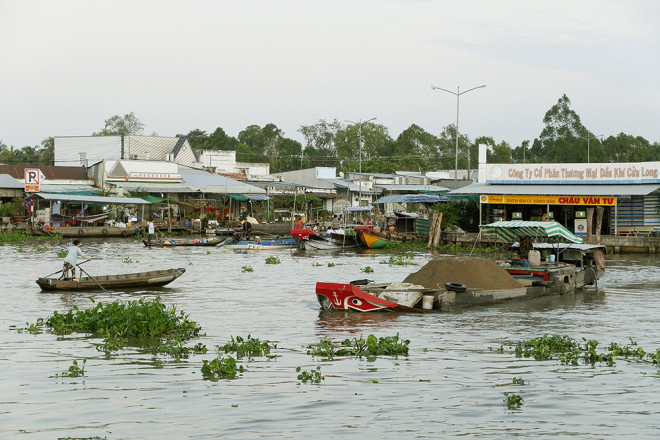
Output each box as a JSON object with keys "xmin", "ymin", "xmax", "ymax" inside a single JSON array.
[
  {"xmin": 578, "ymin": 133, "xmax": 604, "ymax": 163},
  {"xmin": 346, "ymin": 117, "xmax": 376, "ymax": 210},
  {"xmin": 431, "ymin": 84, "xmax": 486, "ymax": 188}
]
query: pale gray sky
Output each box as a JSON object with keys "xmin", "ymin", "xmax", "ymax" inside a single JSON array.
[{"xmin": 2, "ymin": 0, "xmax": 659, "ymax": 151}]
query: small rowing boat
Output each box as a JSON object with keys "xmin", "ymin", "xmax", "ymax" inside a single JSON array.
[{"xmin": 36, "ymin": 268, "xmax": 186, "ymax": 291}]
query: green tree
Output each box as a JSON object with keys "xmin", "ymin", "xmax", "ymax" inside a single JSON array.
[
  {"xmin": 298, "ymin": 119, "xmax": 344, "ymax": 168},
  {"xmin": 393, "ymin": 124, "xmax": 439, "ymax": 171},
  {"xmin": 180, "ymin": 129, "xmax": 209, "ymax": 149},
  {"xmin": 93, "ymin": 112, "xmax": 144, "ymax": 136},
  {"xmin": 198, "ymin": 127, "xmax": 239, "ymax": 152},
  {"xmin": 487, "ymin": 141, "xmax": 513, "ymax": 164}
]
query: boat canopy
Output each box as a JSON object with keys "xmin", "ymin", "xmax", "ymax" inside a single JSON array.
[{"xmin": 480, "ymin": 220, "xmax": 583, "ymax": 244}]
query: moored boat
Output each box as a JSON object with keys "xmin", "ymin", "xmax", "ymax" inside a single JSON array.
[
  {"xmin": 353, "ymin": 226, "xmax": 421, "ymax": 249},
  {"xmin": 27, "ymin": 223, "xmax": 143, "ymax": 238},
  {"xmin": 36, "ymin": 267, "xmax": 186, "ymax": 292},
  {"xmin": 316, "ymin": 248, "xmax": 605, "ymax": 312},
  {"xmin": 143, "ymin": 237, "xmax": 226, "ymax": 247},
  {"xmin": 290, "ymin": 229, "xmax": 360, "ymax": 250},
  {"xmin": 224, "ymin": 236, "xmax": 297, "ymax": 251}
]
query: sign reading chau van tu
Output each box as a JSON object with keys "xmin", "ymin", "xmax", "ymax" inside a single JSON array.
[
  {"xmin": 480, "ymin": 195, "xmax": 617, "ymax": 206},
  {"xmin": 484, "ymin": 162, "xmax": 660, "ymax": 184}
]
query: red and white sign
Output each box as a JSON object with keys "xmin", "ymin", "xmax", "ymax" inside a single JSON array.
[{"xmin": 24, "ymin": 168, "xmax": 42, "ymax": 192}]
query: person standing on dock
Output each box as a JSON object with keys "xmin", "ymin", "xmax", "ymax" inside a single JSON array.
[
  {"xmin": 147, "ymin": 219, "xmax": 155, "ymax": 242},
  {"xmin": 58, "ymin": 240, "xmax": 92, "ymax": 281}
]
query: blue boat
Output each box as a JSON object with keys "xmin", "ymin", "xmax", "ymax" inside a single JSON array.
[{"xmin": 224, "ymin": 236, "xmax": 297, "ymax": 251}]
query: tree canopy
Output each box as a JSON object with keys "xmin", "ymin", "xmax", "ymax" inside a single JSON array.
[{"xmin": 4, "ymin": 98, "xmax": 659, "ymax": 170}]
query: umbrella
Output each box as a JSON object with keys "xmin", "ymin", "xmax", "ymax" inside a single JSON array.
[{"xmin": 480, "ymin": 220, "xmax": 583, "ymax": 244}]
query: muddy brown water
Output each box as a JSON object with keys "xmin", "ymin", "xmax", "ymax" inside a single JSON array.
[{"xmin": 1, "ymin": 238, "xmax": 659, "ymax": 439}]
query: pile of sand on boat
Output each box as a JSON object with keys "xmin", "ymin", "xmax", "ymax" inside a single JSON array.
[
  {"xmin": 403, "ymin": 256, "xmax": 523, "ymax": 290},
  {"xmin": 370, "ymin": 256, "xmax": 524, "ymax": 308}
]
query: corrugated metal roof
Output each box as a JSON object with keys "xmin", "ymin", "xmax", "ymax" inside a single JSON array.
[
  {"xmin": 373, "ymin": 194, "xmax": 448, "ymax": 204},
  {"xmin": 110, "ymin": 182, "xmax": 193, "ymax": 193},
  {"xmin": 450, "ymin": 183, "xmax": 660, "ymax": 196},
  {"xmin": 322, "ymin": 179, "xmax": 378, "ymax": 194},
  {"xmin": 0, "ymin": 174, "xmax": 25, "ymax": 188},
  {"xmin": 180, "ymin": 168, "xmax": 266, "ymax": 194},
  {"xmin": 375, "ymin": 184, "xmax": 449, "ymax": 192},
  {"xmin": 30, "ymin": 192, "xmax": 150, "ymax": 205},
  {"xmin": 0, "ymin": 165, "xmax": 90, "ymax": 180}
]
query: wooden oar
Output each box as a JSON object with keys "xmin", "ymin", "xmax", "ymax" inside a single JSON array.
[
  {"xmin": 45, "ymin": 259, "xmax": 91, "ymax": 278},
  {"xmin": 77, "ymin": 265, "xmax": 108, "ymax": 293}
]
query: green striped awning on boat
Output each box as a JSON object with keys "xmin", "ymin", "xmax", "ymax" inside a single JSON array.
[{"xmin": 480, "ymin": 220, "xmax": 583, "ymax": 244}]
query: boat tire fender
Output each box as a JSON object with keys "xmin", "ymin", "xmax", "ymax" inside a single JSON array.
[
  {"xmin": 121, "ymin": 229, "xmax": 128, "ymax": 237},
  {"xmin": 78, "ymin": 229, "xmax": 85, "ymax": 237},
  {"xmin": 101, "ymin": 228, "xmax": 108, "ymax": 236},
  {"xmin": 445, "ymin": 282, "xmax": 467, "ymax": 292},
  {"xmin": 350, "ymin": 279, "xmax": 374, "ymax": 286}
]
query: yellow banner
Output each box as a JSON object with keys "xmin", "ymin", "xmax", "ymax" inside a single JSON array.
[{"xmin": 480, "ymin": 194, "xmax": 616, "ymax": 206}]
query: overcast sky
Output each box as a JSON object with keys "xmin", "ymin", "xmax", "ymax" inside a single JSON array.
[{"xmin": 2, "ymin": 0, "xmax": 659, "ymax": 153}]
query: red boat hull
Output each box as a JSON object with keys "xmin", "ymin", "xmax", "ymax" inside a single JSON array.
[{"xmin": 316, "ymin": 282, "xmax": 399, "ymax": 312}]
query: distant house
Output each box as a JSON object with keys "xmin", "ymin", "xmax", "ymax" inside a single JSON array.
[{"xmin": 54, "ymin": 135, "xmax": 204, "ymax": 169}]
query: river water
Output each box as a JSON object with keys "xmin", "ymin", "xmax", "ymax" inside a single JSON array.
[{"xmin": 1, "ymin": 237, "xmax": 659, "ymax": 439}]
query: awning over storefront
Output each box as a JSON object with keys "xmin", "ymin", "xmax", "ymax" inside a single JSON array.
[
  {"xmin": 480, "ymin": 220, "xmax": 583, "ymax": 244},
  {"xmin": 345, "ymin": 206, "xmax": 373, "ymax": 212},
  {"xmin": 450, "ymin": 183, "xmax": 660, "ymax": 196},
  {"xmin": 29, "ymin": 192, "xmax": 150, "ymax": 205}
]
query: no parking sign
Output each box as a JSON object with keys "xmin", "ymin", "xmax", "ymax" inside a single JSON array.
[{"xmin": 24, "ymin": 168, "xmax": 44, "ymax": 192}]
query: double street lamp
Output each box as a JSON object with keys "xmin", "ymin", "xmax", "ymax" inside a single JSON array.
[
  {"xmin": 578, "ymin": 133, "xmax": 604, "ymax": 163},
  {"xmin": 346, "ymin": 117, "xmax": 376, "ymax": 209},
  {"xmin": 431, "ymin": 84, "xmax": 486, "ymax": 188}
]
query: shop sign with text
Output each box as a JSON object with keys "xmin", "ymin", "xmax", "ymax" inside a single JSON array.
[
  {"xmin": 484, "ymin": 162, "xmax": 660, "ymax": 184},
  {"xmin": 480, "ymin": 194, "xmax": 617, "ymax": 206}
]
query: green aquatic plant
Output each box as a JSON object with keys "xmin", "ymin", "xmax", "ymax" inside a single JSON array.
[
  {"xmin": 220, "ymin": 335, "xmax": 275, "ymax": 359},
  {"xmin": 512, "ymin": 376, "xmax": 526, "ymax": 385},
  {"xmin": 54, "ymin": 359, "xmax": 86, "ymax": 378},
  {"xmin": 0, "ymin": 231, "xmax": 61, "ymax": 244},
  {"xmin": 327, "ymin": 262, "xmax": 336, "ymax": 267},
  {"xmin": 307, "ymin": 334, "xmax": 409, "ymax": 360},
  {"xmin": 122, "ymin": 257, "xmax": 137, "ymax": 264},
  {"xmin": 241, "ymin": 265, "xmax": 254, "ymax": 272},
  {"xmin": 510, "ymin": 335, "xmax": 660, "ymax": 368},
  {"xmin": 265, "ymin": 256, "xmax": 281, "ymax": 264},
  {"xmin": 296, "ymin": 366, "xmax": 324, "ymax": 384},
  {"xmin": 361, "ymin": 266, "xmax": 374, "ymax": 273},
  {"xmin": 27, "ymin": 297, "xmax": 201, "ymax": 352},
  {"xmin": 504, "ymin": 393, "xmax": 523, "ymax": 409},
  {"xmin": 201, "ymin": 355, "xmax": 245, "ymax": 380},
  {"xmin": 312, "ymin": 262, "xmax": 322, "ymax": 267},
  {"xmin": 157, "ymin": 339, "xmax": 208, "ymax": 360},
  {"xmin": 57, "ymin": 249, "xmax": 67, "ymax": 258},
  {"xmin": 379, "ymin": 254, "xmax": 415, "ymax": 266}
]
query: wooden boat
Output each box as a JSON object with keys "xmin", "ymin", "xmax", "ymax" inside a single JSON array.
[
  {"xmin": 316, "ymin": 245, "xmax": 606, "ymax": 313},
  {"xmin": 224, "ymin": 236, "xmax": 297, "ymax": 251},
  {"xmin": 143, "ymin": 237, "xmax": 226, "ymax": 247},
  {"xmin": 27, "ymin": 223, "xmax": 143, "ymax": 238},
  {"xmin": 290, "ymin": 229, "xmax": 360, "ymax": 250},
  {"xmin": 36, "ymin": 268, "xmax": 186, "ymax": 292},
  {"xmin": 353, "ymin": 226, "xmax": 421, "ymax": 249}
]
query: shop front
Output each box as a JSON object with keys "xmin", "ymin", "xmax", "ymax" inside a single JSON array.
[{"xmin": 452, "ymin": 150, "xmax": 660, "ymax": 237}]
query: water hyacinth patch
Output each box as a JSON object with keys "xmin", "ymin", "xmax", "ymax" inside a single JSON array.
[
  {"xmin": 201, "ymin": 355, "xmax": 245, "ymax": 380},
  {"xmin": 296, "ymin": 366, "xmax": 324, "ymax": 384},
  {"xmin": 307, "ymin": 334, "xmax": 410, "ymax": 360},
  {"xmin": 24, "ymin": 297, "xmax": 201, "ymax": 352},
  {"xmin": 219, "ymin": 335, "xmax": 276, "ymax": 359},
  {"xmin": 54, "ymin": 359, "xmax": 86, "ymax": 378},
  {"xmin": 510, "ymin": 334, "xmax": 659, "ymax": 368}
]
